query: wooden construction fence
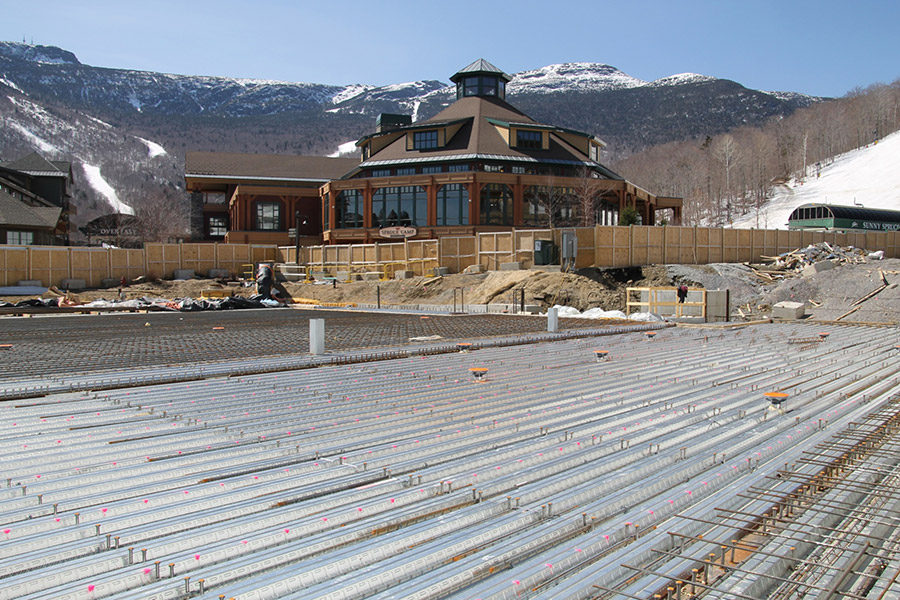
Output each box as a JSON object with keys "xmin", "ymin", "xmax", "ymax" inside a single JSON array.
[
  {"xmin": 3, "ymin": 226, "xmax": 898, "ymax": 288},
  {"xmin": 0, "ymin": 243, "xmax": 277, "ymax": 288},
  {"xmin": 290, "ymin": 226, "xmax": 899, "ymax": 276}
]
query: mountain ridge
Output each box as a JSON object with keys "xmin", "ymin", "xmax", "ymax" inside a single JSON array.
[{"xmin": 0, "ymin": 41, "xmax": 822, "ymax": 235}]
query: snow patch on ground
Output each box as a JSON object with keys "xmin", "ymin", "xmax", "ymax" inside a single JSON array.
[
  {"xmin": 731, "ymin": 130, "xmax": 900, "ymax": 229},
  {"xmin": 0, "ymin": 77, "xmax": 22, "ymax": 92},
  {"xmin": 6, "ymin": 121, "xmax": 59, "ymax": 154},
  {"xmin": 81, "ymin": 163, "xmax": 134, "ymax": 215},
  {"xmin": 331, "ymin": 84, "xmax": 374, "ymax": 104},
  {"xmin": 328, "ymin": 140, "xmax": 359, "ymax": 157},
  {"xmin": 553, "ymin": 305, "xmax": 662, "ymax": 321},
  {"xmin": 649, "ymin": 73, "xmax": 715, "ymax": 86},
  {"xmin": 137, "ymin": 137, "xmax": 167, "ymax": 158},
  {"xmin": 510, "ymin": 63, "xmax": 645, "ymax": 94}
]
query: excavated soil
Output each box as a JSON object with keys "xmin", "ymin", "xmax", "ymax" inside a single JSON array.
[{"xmin": 3, "ymin": 260, "xmax": 899, "ymax": 324}]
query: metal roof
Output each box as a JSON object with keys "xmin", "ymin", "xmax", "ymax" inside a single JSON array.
[{"xmin": 790, "ymin": 202, "xmax": 900, "ymax": 223}]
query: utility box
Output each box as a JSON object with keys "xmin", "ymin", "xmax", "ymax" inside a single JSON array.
[{"xmin": 534, "ymin": 239, "xmax": 558, "ymax": 266}]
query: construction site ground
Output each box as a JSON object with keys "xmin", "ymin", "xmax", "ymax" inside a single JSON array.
[{"xmin": 5, "ymin": 257, "xmax": 898, "ymax": 324}]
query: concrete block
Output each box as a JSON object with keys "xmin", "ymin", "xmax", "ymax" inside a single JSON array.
[
  {"xmin": 429, "ymin": 267, "xmax": 450, "ymax": 277},
  {"xmin": 101, "ymin": 278, "xmax": 121, "ymax": 288},
  {"xmin": 362, "ymin": 272, "xmax": 382, "ymax": 281},
  {"xmin": 773, "ymin": 301, "xmax": 805, "ymax": 320},
  {"xmin": 208, "ymin": 269, "xmax": 230, "ymax": 279},
  {"xmin": 801, "ymin": 260, "xmax": 834, "ymax": 278},
  {"xmin": 334, "ymin": 271, "xmax": 361, "ymax": 281},
  {"xmin": 17, "ymin": 280, "xmax": 42, "ymax": 287},
  {"xmin": 499, "ymin": 262, "xmax": 521, "ymax": 271},
  {"xmin": 61, "ymin": 278, "xmax": 86, "ymax": 290},
  {"xmin": 463, "ymin": 264, "xmax": 485, "ymax": 274},
  {"xmin": 173, "ymin": 269, "xmax": 195, "ymax": 280},
  {"xmin": 394, "ymin": 270, "xmax": 415, "ymax": 280},
  {"xmin": 706, "ymin": 289, "xmax": 730, "ymax": 322}
]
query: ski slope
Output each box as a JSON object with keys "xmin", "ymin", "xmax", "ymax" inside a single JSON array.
[{"xmin": 731, "ymin": 130, "xmax": 900, "ymax": 229}]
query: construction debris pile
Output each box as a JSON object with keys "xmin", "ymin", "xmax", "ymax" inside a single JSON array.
[
  {"xmin": 0, "ymin": 295, "xmax": 284, "ymax": 312},
  {"xmin": 749, "ymin": 242, "xmax": 878, "ymax": 281}
]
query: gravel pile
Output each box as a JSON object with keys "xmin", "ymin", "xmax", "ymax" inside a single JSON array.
[
  {"xmin": 665, "ymin": 263, "xmax": 764, "ymax": 308},
  {"xmin": 666, "ymin": 259, "xmax": 900, "ymax": 324}
]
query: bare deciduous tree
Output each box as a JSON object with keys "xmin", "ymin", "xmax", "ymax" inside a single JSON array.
[{"xmin": 135, "ymin": 193, "xmax": 191, "ymax": 243}]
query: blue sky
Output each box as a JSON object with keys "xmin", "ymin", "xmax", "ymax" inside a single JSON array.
[{"xmin": 1, "ymin": 0, "xmax": 897, "ymax": 98}]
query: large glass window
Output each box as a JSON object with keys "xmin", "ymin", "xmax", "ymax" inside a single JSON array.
[
  {"xmin": 524, "ymin": 186, "xmax": 578, "ymax": 227},
  {"xmin": 413, "ymin": 130, "xmax": 439, "ymax": 150},
  {"xmin": 371, "ymin": 169, "xmax": 391, "ymax": 178},
  {"xmin": 372, "ymin": 186, "xmax": 427, "ymax": 228},
  {"xmin": 458, "ymin": 75, "xmax": 505, "ymax": 99},
  {"xmin": 207, "ymin": 215, "xmax": 227, "ymax": 237},
  {"xmin": 396, "ymin": 167, "xmax": 416, "ymax": 176},
  {"xmin": 255, "ymin": 201, "xmax": 281, "ymax": 231},
  {"xmin": 437, "ymin": 184, "xmax": 469, "ymax": 226},
  {"xmin": 447, "ymin": 164, "xmax": 470, "ymax": 172},
  {"xmin": 479, "ymin": 184, "xmax": 513, "ymax": 226},
  {"xmin": 516, "ymin": 130, "xmax": 542, "ymax": 149},
  {"xmin": 421, "ymin": 166, "xmax": 442, "ymax": 174},
  {"xmin": 463, "ymin": 77, "xmax": 480, "ymax": 97},
  {"xmin": 6, "ymin": 231, "xmax": 34, "ymax": 245},
  {"xmin": 335, "ymin": 190, "xmax": 363, "ymax": 228}
]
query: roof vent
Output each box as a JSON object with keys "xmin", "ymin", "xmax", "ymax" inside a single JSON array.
[{"xmin": 376, "ymin": 113, "xmax": 412, "ymax": 133}]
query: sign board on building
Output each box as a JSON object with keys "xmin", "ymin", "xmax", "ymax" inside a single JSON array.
[{"xmin": 379, "ymin": 226, "xmax": 417, "ymax": 239}]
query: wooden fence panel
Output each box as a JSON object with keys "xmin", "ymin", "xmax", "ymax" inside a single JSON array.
[
  {"xmin": 70, "ymin": 248, "xmax": 110, "ymax": 287},
  {"xmin": 25, "ymin": 247, "xmax": 68, "ymax": 287},
  {"xmin": 0, "ymin": 246, "xmax": 29, "ymax": 286},
  {"xmin": 109, "ymin": 248, "xmax": 145, "ymax": 282},
  {"xmin": 573, "ymin": 228, "xmax": 594, "ymax": 269},
  {"xmin": 180, "ymin": 243, "xmax": 217, "ymax": 275},
  {"xmin": 440, "ymin": 236, "xmax": 477, "ymax": 273}
]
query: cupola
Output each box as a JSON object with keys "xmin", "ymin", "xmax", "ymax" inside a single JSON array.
[{"xmin": 449, "ymin": 58, "xmax": 511, "ymax": 100}]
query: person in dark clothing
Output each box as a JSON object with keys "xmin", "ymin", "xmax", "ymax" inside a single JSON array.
[{"xmin": 677, "ymin": 284, "xmax": 688, "ymax": 304}]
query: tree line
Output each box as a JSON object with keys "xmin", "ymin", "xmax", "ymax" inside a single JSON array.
[{"xmin": 611, "ymin": 79, "xmax": 900, "ymax": 227}]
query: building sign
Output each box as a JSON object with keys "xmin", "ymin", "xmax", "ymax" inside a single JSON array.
[
  {"xmin": 838, "ymin": 219, "xmax": 900, "ymax": 232},
  {"xmin": 379, "ymin": 226, "xmax": 417, "ymax": 239},
  {"xmin": 79, "ymin": 213, "xmax": 142, "ymax": 243}
]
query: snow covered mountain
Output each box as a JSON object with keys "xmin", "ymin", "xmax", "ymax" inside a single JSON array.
[
  {"xmin": 731, "ymin": 130, "xmax": 900, "ymax": 230},
  {"xmin": 0, "ymin": 41, "xmax": 822, "ymax": 232}
]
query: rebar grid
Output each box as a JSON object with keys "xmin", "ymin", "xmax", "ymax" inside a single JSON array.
[{"xmin": 610, "ymin": 394, "xmax": 900, "ymax": 600}]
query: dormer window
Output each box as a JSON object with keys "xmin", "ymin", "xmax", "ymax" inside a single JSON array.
[
  {"xmin": 413, "ymin": 130, "xmax": 439, "ymax": 150},
  {"xmin": 516, "ymin": 130, "xmax": 542, "ymax": 149}
]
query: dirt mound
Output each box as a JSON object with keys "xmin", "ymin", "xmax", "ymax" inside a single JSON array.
[
  {"xmin": 5, "ymin": 259, "xmax": 898, "ymax": 324},
  {"xmin": 275, "ymin": 266, "xmax": 673, "ymax": 312}
]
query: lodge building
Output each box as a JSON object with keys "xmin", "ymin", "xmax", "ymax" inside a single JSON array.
[{"xmin": 185, "ymin": 59, "xmax": 682, "ymax": 246}]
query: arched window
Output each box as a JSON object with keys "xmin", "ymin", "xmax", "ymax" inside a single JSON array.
[
  {"xmin": 436, "ymin": 184, "xmax": 469, "ymax": 226},
  {"xmin": 479, "ymin": 184, "xmax": 513, "ymax": 225},
  {"xmin": 254, "ymin": 200, "xmax": 282, "ymax": 231},
  {"xmin": 372, "ymin": 186, "xmax": 426, "ymax": 228}
]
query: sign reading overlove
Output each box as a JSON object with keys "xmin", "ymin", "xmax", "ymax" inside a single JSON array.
[{"xmin": 379, "ymin": 226, "xmax": 417, "ymax": 239}]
